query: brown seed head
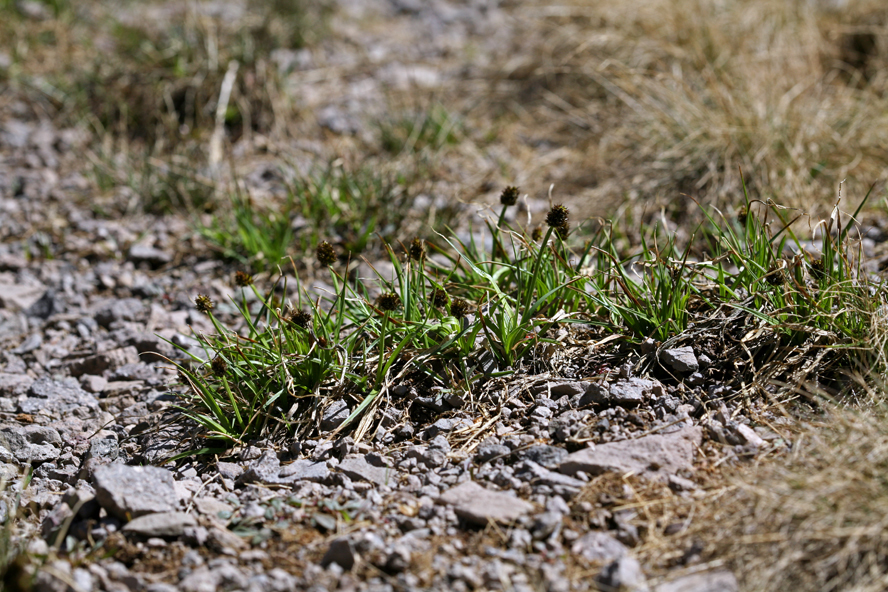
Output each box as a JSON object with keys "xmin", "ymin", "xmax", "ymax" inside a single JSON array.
[
  {"xmin": 289, "ymin": 309, "xmax": 312, "ymax": 328},
  {"xmin": 450, "ymin": 298, "xmax": 472, "ymax": 319},
  {"xmin": 234, "ymin": 271, "xmax": 253, "ymax": 287},
  {"xmin": 377, "ymin": 292, "xmax": 402, "ymax": 312},
  {"xmin": 545, "ymin": 205, "xmax": 569, "ymax": 228},
  {"xmin": 531, "ymin": 226, "xmax": 542, "ymax": 242},
  {"xmin": 409, "ymin": 237, "xmax": 425, "ymax": 261},
  {"xmin": 431, "ymin": 288, "xmax": 448, "ymax": 308},
  {"xmin": 211, "ymin": 355, "xmax": 227, "ymax": 377},
  {"xmin": 195, "ymin": 294, "xmax": 214, "ymax": 314},
  {"xmin": 316, "ymin": 241, "xmax": 337, "ymax": 266},
  {"xmin": 736, "ymin": 205, "xmax": 748, "ymax": 226},
  {"xmin": 555, "ymin": 222, "xmax": 570, "ymax": 240},
  {"xmin": 500, "ymin": 186, "xmax": 519, "ymax": 206}
]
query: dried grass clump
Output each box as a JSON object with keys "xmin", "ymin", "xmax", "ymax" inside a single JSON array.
[
  {"xmin": 496, "ymin": 0, "xmax": 888, "ymax": 217},
  {"xmin": 649, "ymin": 409, "xmax": 888, "ymax": 591}
]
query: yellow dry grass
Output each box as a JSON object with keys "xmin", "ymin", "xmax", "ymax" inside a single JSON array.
[{"xmin": 483, "ymin": 0, "xmax": 888, "ymax": 220}]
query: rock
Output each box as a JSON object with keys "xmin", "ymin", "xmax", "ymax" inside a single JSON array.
[
  {"xmin": 237, "ymin": 451, "xmax": 281, "ymax": 484},
  {"xmin": 655, "ymin": 570, "xmax": 738, "ymax": 592},
  {"xmin": 437, "ymin": 481, "xmax": 534, "ymax": 526},
  {"xmin": 518, "ymin": 445, "xmax": 567, "ymax": 469},
  {"xmin": 21, "ymin": 378, "xmax": 99, "ymax": 416},
  {"xmin": 570, "ymin": 531, "xmax": 629, "ymax": 562},
  {"xmin": 531, "ymin": 511, "xmax": 562, "ymax": 540},
  {"xmin": 122, "ymin": 512, "xmax": 197, "ymax": 538},
  {"xmin": 26, "ymin": 289, "xmax": 63, "ymax": 320},
  {"xmin": 731, "ymin": 423, "xmax": 766, "ymax": 449},
  {"xmin": 515, "ymin": 461, "xmax": 585, "ymax": 491},
  {"xmin": 338, "ymin": 456, "xmax": 399, "ymax": 487},
  {"xmin": 0, "ymin": 373, "xmax": 33, "ymax": 396},
  {"xmin": 0, "ymin": 311, "xmax": 27, "ymax": 344},
  {"xmin": 12, "ymin": 332, "xmax": 41, "ymax": 354},
  {"xmin": 322, "ymin": 537, "xmax": 357, "ymax": 570},
  {"xmin": 533, "ymin": 381, "xmax": 588, "ymax": 398},
  {"xmin": 193, "ymin": 498, "xmax": 233, "ymax": 521},
  {"xmin": 41, "ymin": 502, "xmax": 73, "ymax": 543},
  {"xmin": 661, "ymin": 347, "xmax": 699, "ymax": 373},
  {"xmin": 93, "ymin": 464, "xmax": 178, "ymax": 520},
  {"xmin": 67, "ymin": 347, "xmax": 140, "ymax": 377},
  {"xmin": 128, "ymin": 243, "xmax": 172, "ymax": 267},
  {"xmin": 0, "ymin": 426, "xmax": 61, "ymax": 463},
  {"xmin": 580, "ymin": 377, "xmax": 655, "ymax": 407},
  {"xmin": 179, "ymin": 567, "xmax": 220, "ymax": 592},
  {"xmin": 475, "ymin": 443, "xmax": 510, "ymax": 463},
  {"xmin": 598, "ymin": 556, "xmax": 649, "ymax": 592},
  {"xmin": 559, "ymin": 427, "xmax": 703, "ymax": 479},
  {"xmin": 321, "ymin": 400, "xmax": 351, "ymax": 431},
  {"xmin": 279, "ymin": 459, "xmax": 330, "ymax": 483},
  {"xmin": 0, "ymin": 277, "xmax": 45, "ymax": 311},
  {"xmin": 94, "ymin": 298, "xmax": 146, "ymax": 328},
  {"xmin": 406, "ymin": 445, "xmax": 447, "ymax": 468}
]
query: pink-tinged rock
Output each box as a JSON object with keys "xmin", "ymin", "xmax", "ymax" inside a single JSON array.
[
  {"xmin": 559, "ymin": 427, "xmax": 703, "ymax": 479},
  {"xmin": 437, "ymin": 481, "xmax": 534, "ymax": 525}
]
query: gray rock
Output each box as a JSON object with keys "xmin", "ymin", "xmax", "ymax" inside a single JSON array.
[
  {"xmin": 321, "ymin": 400, "xmax": 351, "ymax": 431},
  {"xmin": 122, "ymin": 511, "xmax": 197, "ymax": 538},
  {"xmin": 67, "ymin": 347, "xmax": 140, "ymax": 377},
  {"xmin": 0, "ymin": 279, "xmax": 45, "ymax": 311},
  {"xmin": 571, "ymin": 531, "xmax": 629, "ymax": 562},
  {"xmin": 179, "ymin": 567, "xmax": 220, "ymax": 592},
  {"xmin": 475, "ymin": 443, "xmax": 510, "ymax": 463},
  {"xmin": 26, "ymin": 289, "xmax": 63, "ymax": 320},
  {"xmin": 12, "ymin": 332, "xmax": 41, "ymax": 354},
  {"xmin": 661, "ymin": 347, "xmax": 699, "ymax": 373},
  {"xmin": 515, "ymin": 461, "xmax": 585, "ymax": 491},
  {"xmin": 437, "ymin": 480, "xmax": 534, "ymax": 525},
  {"xmin": 518, "ymin": 445, "xmax": 567, "ymax": 468},
  {"xmin": 322, "ymin": 537, "xmax": 356, "ymax": 570},
  {"xmin": 279, "ymin": 459, "xmax": 330, "ymax": 483},
  {"xmin": 338, "ymin": 456, "xmax": 398, "ymax": 487},
  {"xmin": 128, "ymin": 243, "xmax": 172, "ymax": 267},
  {"xmin": 406, "ymin": 445, "xmax": 447, "ymax": 468},
  {"xmin": 559, "ymin": 427, "xmax": 703, "ymax": 479},
  {"xmin": 94, "ymin": 298, "xmax": 146, "ymax": 328},
  {"xmin": 237, "ymin": 451, "xmax": 281, "ymax": 485},
  {"xmin": 21, "ymin": 378, "xmax": 99, "ymax": 416},
  {"xmin": 93, "ymin": 464, "xmax": 178, "ymax": 520},
  {"xmin": 0, "ymin": 373, "xmax": 33, "ymax": 396},
  {"xmin": 598, "ymin": 555, "xmax": 649, "ymax": 592},
  {"xmin": 655, "ymin": 570, "xmax": 738, "ymax": 592},
  {"xmin": 0, "ymin": 311, "xmax": 27, "ymax": 344},
  {"xmin": 0, "ymin": 426, "xmax": 60, "ymax": 464},
  {"xmin": 533, "ymin": 381, "xmax": 588, "ymax": 398},
  {"xmin": 531, "ymin": 511, "xmax": 562, "ymax": 540}
]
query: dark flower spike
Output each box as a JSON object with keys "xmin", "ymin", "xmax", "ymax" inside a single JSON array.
[
  {"xmin": 289, "ymin": 309, "xmax": 312, "ymax": 328},
  {"xmin": 500, "ymin": 186, "xmax": 519, "ymax": 206},
  {"xmin": 450, "ymin": 298, "xmax": 471, "ymax": 319},
  {"xmin": 546, "ymin": 204, "xmax": 569, "ymax": 228},
  {"xmin": 531, "ymin": 226, "xmax": 542, "ymax": 242},
  {"xmin": 211, "ymin": 356, "xmax": 227, "ymax": 377},
  {"xmin": 234, "ymin": 271, "xmax": 253, "ymax": 287},
  {"xmin": 431, "ymin": 288, "xmax": 448, "ymax": 308},
  {"xmin": 409, "ymin": 237, "xmax": 425, "ymax": 261},
  {"xmin": 377, "ymin": 292, "xmax": 402, "ymax": 312},
  {"xmin": 195, "ymin": 294, "xmax": 214, "ymax": 314},
  {"xmin": 555, "ymin": 222, "xmax": 570, "ymax": 240},
  {"xmin": 316, "ymin": 241, "xmax": 337, "ymax": 266}
]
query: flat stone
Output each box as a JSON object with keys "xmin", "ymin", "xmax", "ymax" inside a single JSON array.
[
  {"xmin": 67, "ymin": 347, "xmax": 140, "ymax": 377},
  {"xmin": 559, "ymin": 427, "xmax": 702, "ymax": 479},
  {"xmin": 516, "ymin": 461, "xmax": 585, "ymax": 490},
  {"xmin": 0, "ymin": 276, "xmax": 45, "ymax": 311},
  {"xmin": 122, "ymin": 512, "xmax": 197, "ymax": 538},
  {"xmin": 518, "ymin": 445, "xmax": 567, "ymax": 469},
  {"xmin": 661, "ymin": 347, "xmax": 699, "ymax": 373},
  {"xmin": 655, "ymin": 570, "xmax": 738, "ymax": 592},
  {"xmin": 279, "ymin": 459, "xmax": 330, "ymax": 483},
  {"xmin": 533, "ymin": 381, "xmax": 589, "ymax": 398},
  {"xmin": 236, "ymin": 451, "xmax": 281, "ymax": 485},
  {"xmin": 26, "ymin": 289, "xmax": 63, "ymax": 320},
  {"xmin": 128, "ymin": 243, "xmax": 172, "ymax": 267},
  {"xmin": 193, "ymin": 498, "xmax": 233, "ymax": 520},
  {"xmin": 93, "ymin": 464, "xmax": 178, "ymax": 520},
  {"xmin": 0, "ymin": 373, "xmax": 33, "ymax": 396},
  {"xmin": 437, "ymin": 480, "xmax": 534, "ymax": 526},
  {"xmin": 321, "ymin": 399, "xmax": 351, "ymax": 431},
  {"xmin": 21, "ymin": 378, "xmax": 99, "ymax": 416},
  {"xmin": 93, "ymin": 298, "xmax": 146, "ymax": 329},
  {"xmin": 338, "ymin": 456, "xmax": 399, "ymax": 487},
  {"xmin": 11, "ymin": 332, "xmax": 41, "ymax": 354},
  {"xmin": 571, "ymin": 531, "xmax": 629, "ymax": 563}
]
